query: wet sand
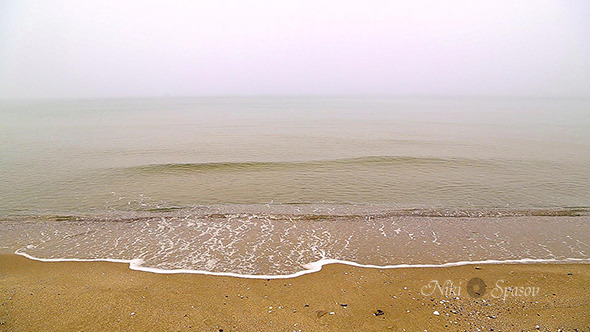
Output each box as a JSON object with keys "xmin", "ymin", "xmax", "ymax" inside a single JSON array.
[{"xmin": 1, "ymin": 255, "xmax": 589, "ymax": 331}]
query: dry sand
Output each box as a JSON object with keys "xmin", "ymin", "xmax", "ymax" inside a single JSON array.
[{"xmin": 1, "ymin": 254, "xmax": 589, "ymax": 331}]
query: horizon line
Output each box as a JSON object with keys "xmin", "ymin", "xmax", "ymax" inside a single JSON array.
[{"xmin": 2, "ymin": 94, "xmax": 590, "ymax": 102}]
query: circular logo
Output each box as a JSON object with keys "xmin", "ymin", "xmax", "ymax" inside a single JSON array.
[{"xmin": 467, "ymin": 277, "xmax": 487, "ymax": 298}]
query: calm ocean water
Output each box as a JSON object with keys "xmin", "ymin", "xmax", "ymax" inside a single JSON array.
[
  {"xmin": 1, "ymin": 97, "xmax": 589, "ymax": 214},
  {"xmin": 1, "ymin": 97, "xmax": 589, "ymax": 276}
]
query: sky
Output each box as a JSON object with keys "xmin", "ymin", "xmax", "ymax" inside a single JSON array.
[{"xmin": 1, "ymin": 0, "xmax": 589, "ymax": 99}]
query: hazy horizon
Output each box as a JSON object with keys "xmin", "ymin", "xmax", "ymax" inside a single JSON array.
[
  {"xmin": 1, "ymin": 0, "xmax": 590, "ymax": 99},
  {"xmin": 3, "ymin": 94, "xmax": 590, "ymax": 103}
]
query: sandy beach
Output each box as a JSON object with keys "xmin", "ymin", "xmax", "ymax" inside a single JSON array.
[{"xmin": 1, "ymin": 255, "xmax": 588, "ymax": 331}]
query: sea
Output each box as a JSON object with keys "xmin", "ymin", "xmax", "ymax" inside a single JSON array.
[{"xmin": 1, "ymin": 96, "xmax": 589, "ymax": 277}]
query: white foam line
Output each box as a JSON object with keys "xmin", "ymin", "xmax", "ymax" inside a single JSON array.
[{"xmin": 14, "ymin": 249, "xmax": 590, "ymax": 280}]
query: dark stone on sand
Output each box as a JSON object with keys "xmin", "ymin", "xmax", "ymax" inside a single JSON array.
[{"xmin": 374, "ymin": 309, "xmax": 384, "ymax": 316}]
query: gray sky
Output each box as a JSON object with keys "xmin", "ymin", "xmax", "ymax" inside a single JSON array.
[{"xmin": 1, "ymin": 0, "xmax": 589, "ymax": 99}]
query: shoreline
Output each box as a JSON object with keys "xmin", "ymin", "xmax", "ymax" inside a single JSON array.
[
  {"xmin": 1, "ymin": 254, "xmax": 589, "ymax": 331},
  {"xmin": 13, "ymin": 249, "xmax": 590, "ymax": 279},
  {"xmin": 3, "ymin": 212, "xmax": 589, "ymax": 277}
]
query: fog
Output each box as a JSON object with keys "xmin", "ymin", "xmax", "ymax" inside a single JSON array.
[{"xmin": 1, "ymin": 0, "xmax": 589, "ymax": 99}]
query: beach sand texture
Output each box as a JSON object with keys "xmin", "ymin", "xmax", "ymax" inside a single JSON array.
[{"xmin": 1, "ymin": 255, "xmax": 589, "ymax": 331}]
